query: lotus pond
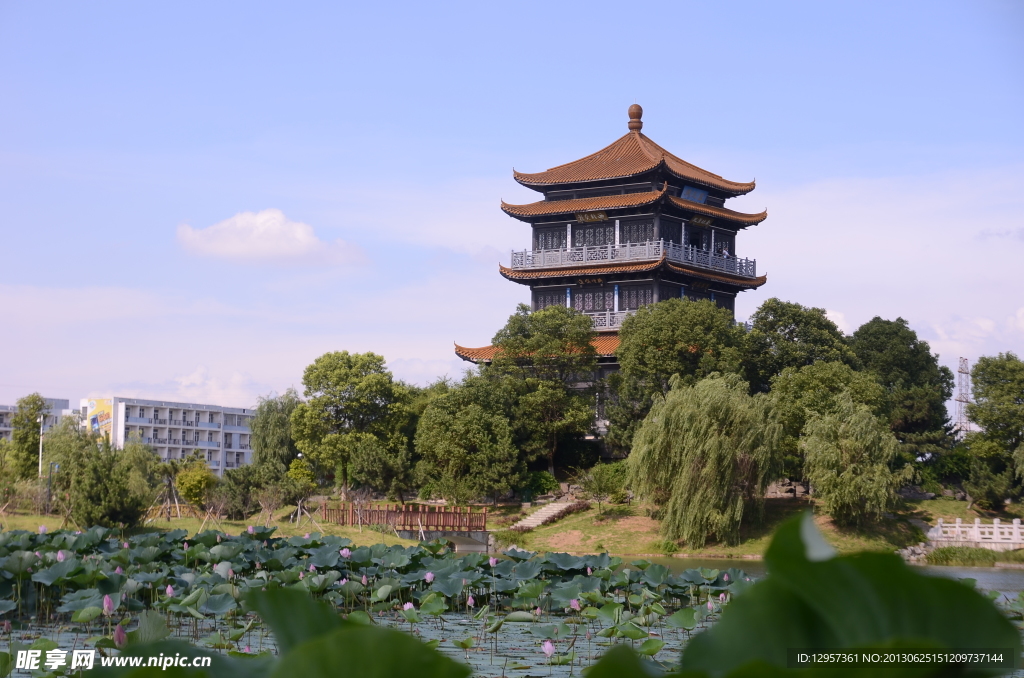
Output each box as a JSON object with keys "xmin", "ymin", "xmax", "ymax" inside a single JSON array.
[{"xmin": 0, "ymin": 525, "xmax": 760, "ymax": 676}]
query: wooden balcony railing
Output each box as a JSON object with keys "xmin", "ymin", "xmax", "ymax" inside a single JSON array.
[
  {"xmin": 320, "ymin": 503, "xmax": 488, "ymax": 532},
  {"xmin": 511, "ymin": 240, "xmax": 757, "ymax": 278}
]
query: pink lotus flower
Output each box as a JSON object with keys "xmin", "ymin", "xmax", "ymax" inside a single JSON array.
[
  {"xmin": 723, "ymin": 573, "xmax": 729, "ymax": 581},
  {"xmin": 719, "ymin": 592, "xmax": 726, "ymax": 603},
  {"xmin": 123, "ymin": 542, "xmax": 129, "ymax": 549},
  {"xmin": 340, "ymin": 578, "xmax": 348, "ymax": 585},
  {"xmin": 340, "ymin": 548, "xmax": 351, "ymax": 558},
  {"xmin": 570, "ymin": 599, "xmax": 581, "ymax": 611},
  {"xmin": 38, "ymin": 525, "xmax": 47, "ymax": 534},
  {"xmin": 424, "ymin": 572, "xmax": 435, "ymax": 583},
  {"xmin": 309, "ymin": 564, "xmax": 316, "ymax": 572},
  {"xmin": 587, "ymin": 567, "xmax": 592, "ymax": 575},
  {"xmin": 361, "ymin": 574, "xmax": 368, "ymax": 586},
  {"xmin": 299, "ymin": 572, "xmax": 304, "ymax": 580},
  {"xmin": 403, "ymin": 602, "xmax": 414, "ymax": 610},
  {"xmin": 34, "ymin": 551, "xmax": 41, "ymax": 558},
  {"xmin": 466, "ymin": 596, "xmax": 475, "ymax": 607},
  {"xmin": 245, "ymin": 645, "xmax": 251, "ymax": 653},
  {"xmin": 247, "ymin": 526, "xmax": 254, "ymax": 534},
  {"xmin": 228, "ymin": 569, "xmax": 235, "ymax": 579},
  {"xmin": 706, "ymin": 600, "xmax": 713, "ymax": 611},
  {"xmin": 488, "ymin": 557, "xmax": 498, "ymax": 567},
  {"xmin": 304, "ymin": 533, "xmax": 310, "ymax": 539},
  {"xmin": 115, "ymin": 566, "xmax": 123, "ymax": 575},
  {"xmin": 103, "ymin": 594, "xmax": 115, "ymax": 616},
  {"xmin": 542, "ymin": 640, "xmax": 555, "ymax": 658},
  {"xmin": 57, "ymin": 551, "xmax": 65, "ymax": 562},
  {"xmin": 113, "ymin": 623, "xmax": 127, "ymax": 649},
  {"xmin": 166, "ymin": 585, "xmax": 174, "ymax": 597},
  {"xmin": 534, "ymin": 607, "xmax": 542, "ymax": 616}
]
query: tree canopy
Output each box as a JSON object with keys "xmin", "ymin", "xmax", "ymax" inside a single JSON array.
[
  {"xmin": 743, "ymin": 298, "xmax": 857, "ymax": 393},
  {"xmin": 627, "ymin": 374, "xmax": 782, "ymax": 547},
  {"xmin": 10, "ymin": 392, "xmax": 48, "ymax": 479},
  {"xmin": 251, "ymin": 388, "xmax": 303, "ymax": 467}
]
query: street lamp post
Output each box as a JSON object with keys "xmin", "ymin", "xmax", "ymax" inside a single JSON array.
[{"xmin": 37, "ymin": 414, "xmax": 45, "ymax": 478}]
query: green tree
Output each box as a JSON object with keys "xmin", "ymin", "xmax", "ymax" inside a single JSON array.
[
  {"xmin": 573, "ymin": 462, "xmax": 626, "ymax": 514},
  {"xmin": 961, "ymin": 434, "xmax": 1016, "ymax": 510},
  {"xmin": 349, "ymin": 435, "xmax": 415, "ymax": 501},
  {"xmin": 849, "ymin": 316, "xmax": 954, "ymax": 437},
  {"xmin": 608, "ymin": 298, "xmax": 745, "ymax": 453},
  {"xmin": 802, "ymin": 395, "xmax": 908, "ymax": 527},
  {"xmin": 251, "ymin": 388, "xmax": 303, "ymax": 467},
  {"xmin": 122, "ymin": 434, "xmax": 161, "ymax": 505},
  {"xmin": 176, "ymin": 454, "xmax": 218, "ymax": 508},
  {"xmin": 627, "ymin": 374, "xmax": 782, "ymax": 548},
  {"xmin": 10, "ymin": 393, "xmax": 48, "ymax": 479},
  {"xmin": 770, "ymin": 361, "xmax": 889, "ymax": 478},
  {"xmin": 290, "ymin": 352, "xmax": 410, "ymax": 494},
  {"xmin": 742, "ymin": 298, "xmax": 857, "ymax": 393},
  {"xmin": 70, "ymin": 441, "xmax": 148, "ymax": 529},
  {"xmin": 490, "ymin": 304, "xmax": 597, "ymax": 475},
  {"xmin": 969, "ymin": 352, "xmax": 1024, "ymax": 458},
  {"xmin": 415, "ymin": 398, "xmax": 523, "ymax": 505}
]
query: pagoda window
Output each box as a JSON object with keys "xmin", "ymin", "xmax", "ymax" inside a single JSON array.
[
  {"xmin": 661, "ymin": 219, "xmax": 682, "ymax": 244},
  {"xmin": 534, "ymin": 226, "xmax": 567, "ymax": 250},
  {"xmin": 620, "ymin": 219, "xmax": 654, "ymax": 244},
  {"xmin": 535, "ymin": 288, "xmax": 568, "ymax": 311},
  {"xmin": 620, "ymin": 285, "xmax": 654, "ymax": 310},
  {"xmin": 573, "ymin": 224, "xmax": 614, "ymax": 247},
  {"xmin": 714, "ymin": 233, "xmax": 736, "ymax": 257},
  {"xmin": 572, "ymin": 288, "xmax": 614, "ymax": 313},
  {"xmin": 686, "ymin": 227, "xmax": 707, "ymax": 250},
  {"xmin": 681, "ymin": 186, "xmax": 709, "ymax": 204}
]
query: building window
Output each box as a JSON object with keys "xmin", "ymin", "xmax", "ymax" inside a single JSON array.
[
  {"xmin": 573, "ymin": 289, "xmax": 614, "ymax": 313},
  {"xmin": 533, "ymin": 227, "xmax": 567, "ymax": 250},
  {"xmin": 620, "ymin": 285, "xmax": 654, "ymax": 310},
  {"xmin": 573, "ymin": 224, "xmax": 614, "ymax": 247},
  {"xmin": 620, "ymin": 220, "xmax": 654, "ymax": 244},
  {"xmin": 208, "ymin": 412, "xmax": 214, "ymax": 424},
  {"xmin": 138, "ymin": 408, "xmax": 145, "ymax": 418},
  {"xmin": 535, "ymin": 289, "xmax": 567, "ymax": 310}
]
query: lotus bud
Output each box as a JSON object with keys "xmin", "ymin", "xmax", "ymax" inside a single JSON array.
[
  {"xmin": 542, "ymin": 640, "xmax": 555, "ymax": 658},
  {"xmin": 57, "ymin": 550, "xmax": 65, "ymax": 562},
  {"xmin": 706, "ymin": 600, "xmax": 713, "ymax": 611},
  {"xmin": 361, "ymin": 574, "xmax": 368, "ymax": 586},
  {"xmin": 309, "ymin": 564, "xmax": 316, "ymax": 572},
  {"xmin": 340, "ymin": 578, "xmax": 348, "ymax": 585},
  {"xmin": 115, "ymin": 566, "xmax": 123, "ymax": 575},
  {"xmin": 488, "ymin": 557, "xmax": 498, "ymax": 567},
  {"xmin": 247, "ymin": 525, "xmax": 254, "ymax": 534},
  {"xmin": 26, "ymin": 567, "xmax": 31, "ymax": 572},
  {"xmin": 34, "ymin": 551, "xmax": 41, "ymax": 558},
  {"xmin": 403, "ymin": 602, "xmax": 414, "ymax": 610},
  {"xmin": 299, "ymin": 572, "xmax": 304, "ymax": 580},
  {"xmin": 123, "ymin": 542, "xmax": 129, "ymax": 549},
  {"xmin": 166, "ymin": 585, "xmax": 174, "ymax": 597},
  {"xmin": 424, "ymin": 572, "xmax": 434, "ymax": 583},
  {"xmin": 2, "ymin": 620, "xmax": 11, "ymax": 633},
  {"xmin": 103, "ymin": 594, "xmax": 115, "ymax": 616},
  {"xmin": 245, "ymin": 645, "xmax": 251, "ymax": 653},
  {"xmin": 304, "ymin": 533, "xmax": 310, "ymax": 539},
  {"xmin": 719, "ymin": 592, "xmax": 726, "ymax": 603},
  {"xmin": 113, "ymin": 623, "xmax": 127, "ymax": 649},
  {"xmin": 467, "ymin": 595, "xmax": 475, "ymax": 607},
  {"xmin": 570, "ymin": 599, "xmax": 581, "ymax": 611},
  {"xmin": 723, "ymin": 573, "xmax": 729, "ymax": 581},
  {"xmin": 586, "ymin": 629, "xmax": 592, "ymax": 640},
  {"xmin": 38, "ymin": 525, "xmax": 47, "ymax": 534},
  {"xmin": 217, "ymin": 535, "xmax": 221, "ymax": 543},
  {"xmin": 535, "ymin": 607, "xmax": 542, "ymax": 616},
  {"xmin": 256, "ymin": 562, "xmax": 261, "ymax": 569},
  {"xmin": 340, "ymin": 548, "xmax": 351, "ymax": 558},
  {"xmin": 587, "ymin": 567, "xmax": 592, "ymax": 575},
  {"xmin": 183, "ymin": 542, "xmax": 189, "ymax": 550},
  {"xmin": 228, "ymin": 569, "xmax": 234, "ymax": 579}
]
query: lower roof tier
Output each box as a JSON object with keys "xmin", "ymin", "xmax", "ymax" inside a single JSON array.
[
  {"xmin": 498, "ymin": 256, "xmax": 767, "ymax": 290},
  {"xmin": 455, "ymin": 334, "xmax": 621, "ymax": 364}
]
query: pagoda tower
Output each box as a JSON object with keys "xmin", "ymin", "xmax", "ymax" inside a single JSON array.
[{"xmin": 456, "ymin": 104, "xmax": 767, "ymax": 371}]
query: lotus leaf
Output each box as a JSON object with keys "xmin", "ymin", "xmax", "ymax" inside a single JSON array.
[{"xmin": 126, "ymin": 610, "xmax": 172, "ymax": 645}]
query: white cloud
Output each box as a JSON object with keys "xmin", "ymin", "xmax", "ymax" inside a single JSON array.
[
  {"xmin": 177, "ymin": 208, "xmax": 363, "ymax": 265},
  {"xmin": 825, "ymin": 309, "xmax": 849, "ymax": 333}
]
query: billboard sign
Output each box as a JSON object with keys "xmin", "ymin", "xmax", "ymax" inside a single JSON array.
[{"xmin": 86, "ymin": 399, "xmax": 113, "ymax": 438}]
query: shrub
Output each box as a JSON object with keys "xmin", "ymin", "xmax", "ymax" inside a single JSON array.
[
  {"xmin": 492, "ymin": 528, "xmax": 528, "ymax": 548},
  {"xmin": 524, "ymin": 470, "xmax": 560, "ymax": 497}
]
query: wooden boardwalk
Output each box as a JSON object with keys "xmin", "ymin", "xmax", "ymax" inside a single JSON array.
[{"xmin": 319, "ymin": 503, "xmax": 487, "ymax": 532}]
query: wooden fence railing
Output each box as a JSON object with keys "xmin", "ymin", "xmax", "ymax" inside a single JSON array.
[{"xmin": 319, "ymin": 503, "xmax": 487, "ymax": 532}]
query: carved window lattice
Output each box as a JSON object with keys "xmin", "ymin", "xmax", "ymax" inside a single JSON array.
[
  {"xmin": 620, "ymin": 220, "xmax": 654, "ymax": 244},
  {"xmin": 573, "ymin": 225, "xmax": 614, "ymax": 247},
  {"xmin": 534, "ymin": 227, "xmax": 567, "ymax": 251},
  {"xmin": 621, "ymin": 286, "xmax": 654, "ymax": 310},
  {"xmin": 686, "ymin": 228, "xmax": 707, "ymax": 250},
  {"xmin": 535, "ymin": 289, "xmax": 566, "ymax": 310},
  {"xmin": 573, "ymin": 289, "xmax": 614, "ymax": 313}
]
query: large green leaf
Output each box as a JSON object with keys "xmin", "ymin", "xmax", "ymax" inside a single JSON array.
[
  {"xmin": 126, "ymin": 611, "xmax": 172, "ymax": 645},
  {"xmin": 268, "ymin": 625, "xmax": 469, "ymax": 678},
  {"xmin": 245, "ymin": 588, "xmax": 345, "ymax": 654},
  {"xmin": 681, "ymin": 512, "xmax": 1023, "ymax": 675},
  {"xmin": 199, "ymin": 593, "xmax": 237, "ymax": 616},
  {"xmin": 31, "ymin": 557, "xmax": 79, "ymax": 586}
]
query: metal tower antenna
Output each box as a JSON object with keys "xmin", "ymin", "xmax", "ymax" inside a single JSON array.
[{"xmin": 955, "ymin": 357, "xmax": 971, "ymax": 439}]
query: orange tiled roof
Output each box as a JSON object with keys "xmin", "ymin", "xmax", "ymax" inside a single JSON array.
[
  {"xmin": 666, "ymin": 262, "xmax": 768, "ymax": 288},
  {"xmin": 669, "ymin": 196, "xmax": 767, "ymax": 226},
  {"xmin": 513, "ymin": 131, "xmax": 755, "ymax": 196},
  {"xmin": 498, "ymin": 258, "xmax": 665, "ymax": 281},
  {"xmin": 501, "ymin": 188, "xmax": 665, "ymax": 219},
  {"xmin": 454, "ymin": 335, "xmax": 621, "ymax": 363}
]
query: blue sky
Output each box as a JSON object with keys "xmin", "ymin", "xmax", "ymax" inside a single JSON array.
[{"xmin": 1, "ymin": 1, "xmax": 1022, "ymax": 407}]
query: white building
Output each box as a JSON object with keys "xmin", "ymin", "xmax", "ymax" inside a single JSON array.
[
  {"xmin": 80, "ymin": 397, "xmax": 255, "ymax": 476},
  {"xmin": 0, "ymin": 398, "xmax": 75, "ymax": 441}
]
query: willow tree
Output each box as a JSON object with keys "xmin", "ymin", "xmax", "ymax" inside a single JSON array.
[
  {"xmin": 801, "ymin": 394, "xmax": 908, "ymax": 527},
  {"xmin": 628, "ymin": 374, "xmax": 782, "ymax": 548}
]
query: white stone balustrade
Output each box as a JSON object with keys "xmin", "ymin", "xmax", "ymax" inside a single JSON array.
[{"xmin": 927, "ymin": 518, "xmax": 1024, "ymax": 551}]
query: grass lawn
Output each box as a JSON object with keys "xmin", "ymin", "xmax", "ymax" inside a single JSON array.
[
  {"xmin": 904, "ymin": 496, "xmax": 1024, "ymax": 525},
  {"xmin": 515, "ymin": 498, "xmax": 924, "ymax": 558},
  {"xmin": 0, "ymin": 507, "xmax": 418, "ymax": 547}
]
